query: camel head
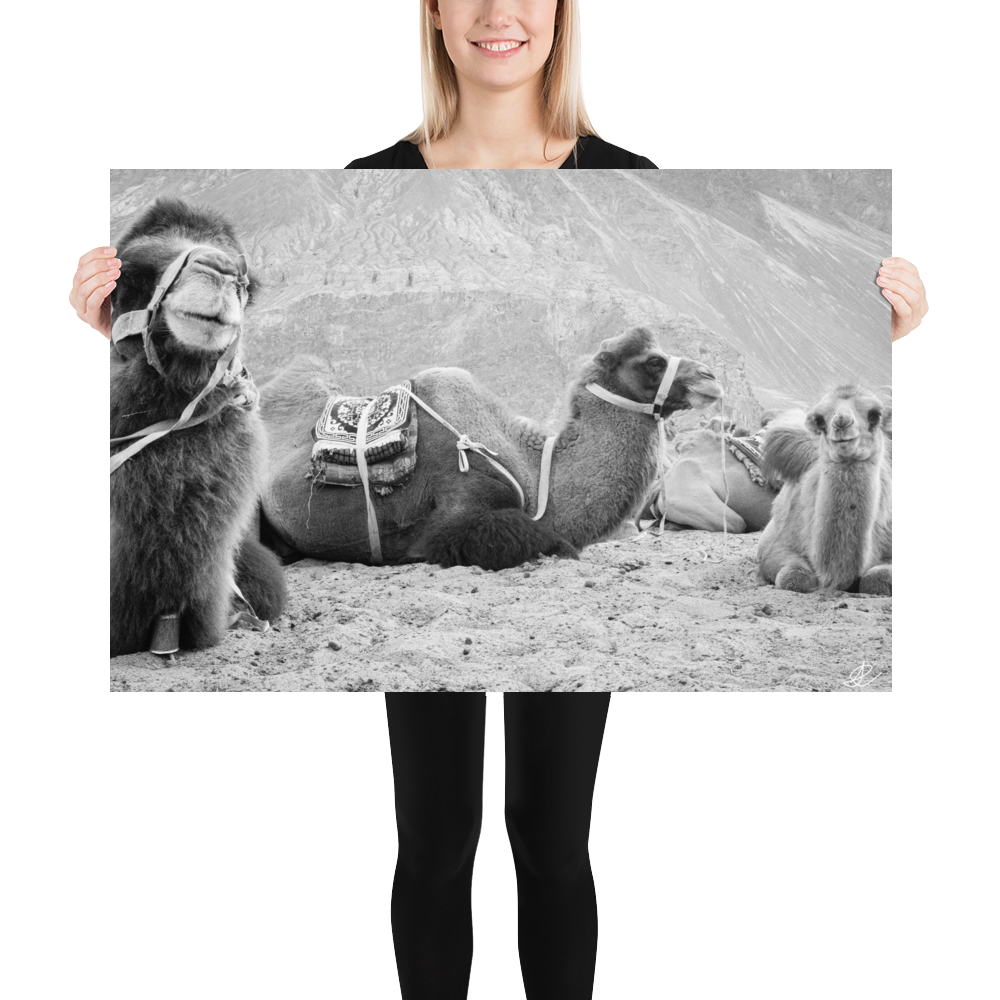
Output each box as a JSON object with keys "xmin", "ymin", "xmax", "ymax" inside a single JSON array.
[
  {"xmin": 806, "ymin": 384, "xmax": 887, "ymax": 462},
  {"xmin": 582, "ymin": 327, "xmax": 723, "ymax": 415},
  {"xmin": 112, "ymin": 198, "xmax": 254, "ymax": 361}
]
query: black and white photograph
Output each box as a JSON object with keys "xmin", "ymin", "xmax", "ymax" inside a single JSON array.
[{"xmin": 109, "ymin": 168, "xmax": 892, "ymax": 693}]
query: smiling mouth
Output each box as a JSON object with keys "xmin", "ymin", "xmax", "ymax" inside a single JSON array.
[{"xmin": 471, "ymin": 39, "xmax": 527, "ymax": 53}]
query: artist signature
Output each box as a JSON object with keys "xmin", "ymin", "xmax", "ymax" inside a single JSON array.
[{"xmin": 843, "ymin": 658, "xmax": 884, "ymax": 689}]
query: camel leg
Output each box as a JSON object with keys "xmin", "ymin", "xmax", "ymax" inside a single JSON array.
[
  {"xmin": 412, "ymin": 473, "xmax": 578, "ymax": 571},
  {"xmin": 859, "ymin": 563, "xmax": 892, "ymax": 596},
  {"xmin": 773, "ymin": 559, "xmax": 820, "ymax": 593},
  {"xmin": 180, "ymin": 582, "xmax": 232, "ymax": 651},
  {"xmin": 661, "ymin": 461, "xmax": 748, "ymax": 533},
  {"xmin": 110, "ymin": 580, "xmax": 155, "ymax": 657},
  {"xmin": 757, "ymin": 529, "xmax": 819, "ymax": 591},
  {"xmin": 235, "ymin": 535, "xmax": 289, "ymax": 623},
  {"xmin": 258, "ymin": 503, "xmax": 309, "ymax": 565}
]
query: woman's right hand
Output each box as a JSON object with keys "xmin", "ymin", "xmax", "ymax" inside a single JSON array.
[{"xmin": 70, "ymin": 247, "xmax": 120, "ymax": 340}]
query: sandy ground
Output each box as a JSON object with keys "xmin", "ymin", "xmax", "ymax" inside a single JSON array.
[{"xmin": 110, "ymin": 528, "xmax": 891, "ymax": 693}]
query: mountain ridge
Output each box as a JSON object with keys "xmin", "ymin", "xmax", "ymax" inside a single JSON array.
[{"xmin": 111, "ymin": 169, "xmax": 890, "ymax": 423}]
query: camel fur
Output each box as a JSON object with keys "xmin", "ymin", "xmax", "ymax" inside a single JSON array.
[
  {"xmin": 756, "ymin": 385, "xmax": 892, "ymax": 595},
  {"xmin": 111, "ymin": 199, "xmax": 286, "ymax": 656},
  {"xmin": 261, "ymin": 327, "xmax": 723, "ymax": 570}
]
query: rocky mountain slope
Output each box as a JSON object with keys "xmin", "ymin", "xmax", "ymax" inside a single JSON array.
[{"xmin": 111, "ymin": 169, "xmax": 891, "ymax": 427}]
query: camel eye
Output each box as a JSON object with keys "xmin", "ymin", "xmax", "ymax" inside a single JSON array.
[
  {"xmin": 812, "ymin": 414, "xmax": 826, "ymax": 432},
  {"xmin": 644, "ymin": 356, "xmax": 666, "ymax": 373},
  {"xmin": 868, "ymin": 408, "xmax": 881, "ymax": 424}
]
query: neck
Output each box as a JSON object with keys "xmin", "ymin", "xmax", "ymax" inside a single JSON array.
[
  {"xmin": 813, "ymin": 445, "xmax": 886, "ymax": 589},
  {"xmin": 423, "ymin": 77, "xmax": 575, "ymax": 168},
  {"xmin": 539, "ymin": 387, "xmax": 661, "ymax": 547}
]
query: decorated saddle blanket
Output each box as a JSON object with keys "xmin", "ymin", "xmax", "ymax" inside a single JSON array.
[
  {"xmin": 726, "ymin": 432, "xmax": 775, "ymax": 490},
  {"xmin": 310, "ymin": 381, "xmax": 418, "ymax": 487}
]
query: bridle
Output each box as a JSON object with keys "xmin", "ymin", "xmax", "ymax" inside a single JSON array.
[
  {"xmin": 583, "ymin": 354, "xmax": 682, "ymax": 419},
  {"xmin": 109, "ymin": 245, "xmax": 256, "ymax": 474}
]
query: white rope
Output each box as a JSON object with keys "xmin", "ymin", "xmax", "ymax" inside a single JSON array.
[
  {"xmin": 407, "ymin": 391, "xmax": 526, "ymax": 509},
  {"xmin": 355, "ymin": 399, "xmax": 383, "ymax": 564},
  {"xmin": 532, "ymin": 435, "xmax": 558, "ymax": 521}
]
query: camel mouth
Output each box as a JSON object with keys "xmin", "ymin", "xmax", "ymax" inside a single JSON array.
[
  {"xmin": 172, "ymin": 309, "xmax": 236, "ymax": 328},
  {"xmin": 163, "ymin": 307, "xmax": 241, "ymax": 351},
  {"xmin": 688, "ymin": 376, "xmax": 725, "ymax": 405},
  {"xmin": 688, "ymin": 379, "xmax": 724, "ymax": 407},
  {"xmin": 828, "ymin": 436, "xmax": 873, "ymax": 461}
]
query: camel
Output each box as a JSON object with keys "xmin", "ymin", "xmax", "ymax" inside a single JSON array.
[
  {"xmin": 111, "ymin": 198, "xmax": 287, "ymax": 657},
  {"xmin": 636, "ymin": 423, "xmax": 778, "ymax": 534},
  {"xmin": 756, "ymin": 385, "xmax": 892, "ymax": 595},
  {"xmin": 260, "ymin": 327, "xmax": 724, "ymax": 570}
]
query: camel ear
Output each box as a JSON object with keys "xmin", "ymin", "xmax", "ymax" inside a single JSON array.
[
  {"xmin": 594, "ymin": 350, "xmax": 617, "ymax": 371},
  {"xmin": 882, "ymin": 405, "xmax": 892, "ymax": 436}
]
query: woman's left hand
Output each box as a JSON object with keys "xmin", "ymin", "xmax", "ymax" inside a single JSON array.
[{"xmin": 877, "ymin": 257, "xmax": 928, "ymax": 342}]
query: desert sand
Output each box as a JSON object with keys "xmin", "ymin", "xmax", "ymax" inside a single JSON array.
[{"xmin": 110, "ymin": 527, "xmax": 891, "ymax": 693}]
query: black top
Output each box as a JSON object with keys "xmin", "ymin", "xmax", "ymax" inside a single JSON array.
[{"xmin": 345, "ymin": 135, "xmax": 656, "ymax": 169}]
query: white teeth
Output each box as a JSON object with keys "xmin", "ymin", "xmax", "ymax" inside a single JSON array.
[{"xmin": 476, "ymin": 40, "xmax": 523, "ymax": 52}]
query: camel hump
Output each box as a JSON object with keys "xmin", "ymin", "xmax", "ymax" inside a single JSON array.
[
  {"xmin": 260, "ymin": 355, "xmax": 341, "ymax": 418},
  {"xmin": 761, "ymin": 416, "xmax": 819, "ymax": 484},
  {"xmin": 412, "ymin": 366, "xmax": 478, "ymax": 392},
  {"xmin": 410, "ymin": 366, "xmax": 495, "ymax": 415}
]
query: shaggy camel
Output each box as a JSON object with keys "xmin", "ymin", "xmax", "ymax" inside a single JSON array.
[
  {"xmin": 261, "ymin": 327, "xmax": 723, "ymax": 570},
  {"xmin": 756, "ymin": 385, "xmax": 892, "ymax": 594},
  {"xmin": 637, "ymin": 424, "xmax": 778, "ymax": 533},
  {"xmin": 111, "ymin": 199, "xmax": 287, "ymax": 656}
]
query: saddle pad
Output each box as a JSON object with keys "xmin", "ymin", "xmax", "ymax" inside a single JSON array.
[
  {"xmin": 727, "ymin": 432, "xmax": 774, "ymax": 490},
  {"xmin": 311, "ymin": 381, "xmax": 418, "ymax": 487}
]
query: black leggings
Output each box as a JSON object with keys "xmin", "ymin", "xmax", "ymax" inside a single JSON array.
[{"xmin": 385, "ymin": 692, "xmax": 611, "ymax": 1000}]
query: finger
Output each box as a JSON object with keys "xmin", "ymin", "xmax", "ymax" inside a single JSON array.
[
  {"xmin": 876, "ymin": 274, "xmax": 922, "ymax": 306},
  {"xmin": 84, "ymin": 280, "xmax": 115, "ymax": 320},
  {"xmin": 882, "ymin": 287, "xmax": 912, "ymax": 319},
  {"xmin": 77, "ymin": 246, "xmax": 115, "ymax": 265},
  {"xmin": 881, "ymin": 256, "xmax": 919, "ymax": 279},
  {"xmin": 76, "ymin": 246, "xmax": 116, "ymax": 274},
  {"xmin": 73, "ymin": 255, "xmax": 121, "ymax": 294},
  {"xmin": 75, "ymin": 264, "xmax": 121, "ymax": 307},
  {"xmin": 875, "ymin": 267, "xmax": 923, "ymax": 298},
  {"xmin": 71, "ymin": 258, "xmax": 120, "ymax": 317}
]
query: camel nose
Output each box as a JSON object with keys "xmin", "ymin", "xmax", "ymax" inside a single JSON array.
[
  {"xmin": 190, "ymin": 248, "xmax": 239, "ymax": 279},
  {"xmin": 831, "ymin": 411, "xmax": 858, "ymax": 439}
]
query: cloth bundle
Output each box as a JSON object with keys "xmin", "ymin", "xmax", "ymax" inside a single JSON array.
[{"xmin": 310, "ymin": 381, "xmax": 418, "ymax": 487}]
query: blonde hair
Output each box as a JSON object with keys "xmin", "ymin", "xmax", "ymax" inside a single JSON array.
[{"xmin": 403, "ymin": 0, "xmax": 599, "ymax": 156}]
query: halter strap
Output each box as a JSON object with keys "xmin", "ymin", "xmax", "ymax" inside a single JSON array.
[
  {"xmin": 584, "ymin": 355, "xmax": 681, "ymax": 417},
  {"xmin": 111, "ymin": 244, "xmax": 246, "ymax": 374}
]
